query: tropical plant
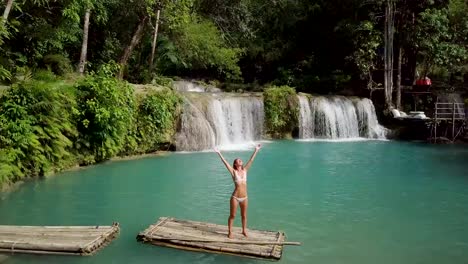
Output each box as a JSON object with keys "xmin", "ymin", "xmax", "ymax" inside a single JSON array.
[
  {"xmin": 73, "ymin": 62, "xmax": 135, "ymax": 163},
  {"xmin": 0, "ymin": 80, "xmax": 76, "ymax": 185},
  {"xmin": 263, "ymin": 85, "xmax": 299, "ymax": 138}
]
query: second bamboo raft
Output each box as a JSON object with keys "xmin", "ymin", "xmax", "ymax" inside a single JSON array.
[{"xmin": 0, "ymin": 223, "xmax": 120, "ymax": 256}]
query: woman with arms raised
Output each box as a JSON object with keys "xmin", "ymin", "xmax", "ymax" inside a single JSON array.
[{"xmin": 214, "ymin": 144, "xmax": 261, "ymax": 238}]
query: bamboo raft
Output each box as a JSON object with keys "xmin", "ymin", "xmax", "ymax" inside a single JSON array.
[
  {"xmin": 0, "ymin": 223, "xmax": 120, "ymax": 256},
  {"xmin": 136, "ymin": 217, "xmax": 300, "ymax": 260}
]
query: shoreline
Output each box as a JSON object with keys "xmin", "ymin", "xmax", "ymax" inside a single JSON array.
[
  {"xmin": 0, "ymin": 151, "xmax": 171, "ymax": 193},
  {"xmin": 108, "ymin": 151, "xmax": 170, "ymax": 162},
  {"xmin": 2, "ymin": 137, "xmax": 467, "ymax": 193}
]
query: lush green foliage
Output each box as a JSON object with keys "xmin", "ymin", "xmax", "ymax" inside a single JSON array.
[
  {"xmin": 0, "ymin": 80, "xmax": 76, "ymax": 184},
  {"xmin": 161, "ymin": 17, "xmax": 243, "ymax": 80},
  {"xmin": 73, "ymin": 63, "xmax": 135, "ymax": 163},
  {"xmin": 263, "ymin": 85, "xmax": 299, "ymax": 138},
  {"xmin": 344, "ymin": 21, "xmax": 382, "ymax": 89},
  {"xmin": 0, "ymin": 71, "xmax": 183, "ymax": 187},
  {"xmin": 34, "ymin": 69, "xmax": 57, "ymax": 82},
  {"xmin": 0, "ymin": 0, "xmax": 466, "ymax": 92},
  {"xmin": 151, "ymin": 76, "xmax": 174, "ymax": 87},
  {"xmin": 414, "ymin": 4, "xmax": 467, "ymax": 78},
  {"xmin": 123, "ymin": 89, "xmax": 182, "ymax": 155},
  {"xmin": 42, "ymin": 54, "xmax": 73, "ymax": 76}
]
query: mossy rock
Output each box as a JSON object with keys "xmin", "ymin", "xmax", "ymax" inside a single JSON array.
[{"xmin": 263, "ymin": 85, "xmax": 299, "ymax": 138}]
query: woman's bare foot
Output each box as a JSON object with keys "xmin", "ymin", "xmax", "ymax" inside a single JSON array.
[
  {"xmin": 228, "ymin": 232, "xmax": 234, "ymax": 239},
  {"xmin": 242, "ymin": 231, "xmax": 248, "ymax": 237}
]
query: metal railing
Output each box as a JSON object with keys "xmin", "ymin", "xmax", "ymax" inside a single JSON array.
[
  {"xmin": 432, "ymin": 102, "xmax": 466, "ymax": 142},
  {"xmin": 434, "ymin": 103, "xmax": 465, "ymax": 121}
]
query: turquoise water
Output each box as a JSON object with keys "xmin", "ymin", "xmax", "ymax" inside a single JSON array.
[{"xmin": 1, "ymin": 140, "xmax": 468, "ymax": 264}]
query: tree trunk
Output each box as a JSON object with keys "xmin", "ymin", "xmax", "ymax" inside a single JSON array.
[
  {"xmin": 407, "ymin": 48, "xmax": 417, "ymax": 83},
  {"xmin": 118, "ymin": 16, "xmax": 148, "ymax": 79},
  {"xmin": 396, "ymin": 46, "xmax": 402, "ymax": 109},
  {"xmin": 149, "ymin": 9, "xmax": 161, "ymax": 72},
  {"xmin": 1, "ymin": 0, "xmax": 14, "ymax": 25},
  {"xmin": 368, "ymin": 72, "xmax": 374, "ymax": 100},
  {"xmin": 78, "ymin": 8, "xmax": 91, "ymax": 75},
  {"xmin": 384, "ymin": 0, "xmax": 395, "ymax": 109}
]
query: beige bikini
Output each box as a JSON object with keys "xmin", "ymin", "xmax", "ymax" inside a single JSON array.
[{"xmin": 232, "ymin": 170, "xmax": 247, "ymax": 203}]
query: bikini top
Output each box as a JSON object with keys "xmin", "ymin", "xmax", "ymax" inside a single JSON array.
[{"xmin": 233, "ymin": 170, "xmax": 247, "ymax": 183}]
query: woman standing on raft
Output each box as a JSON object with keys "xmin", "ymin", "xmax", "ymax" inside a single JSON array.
[{"xmin": 214, "ymin": 144, "xmax": 261, "ymax": 238}]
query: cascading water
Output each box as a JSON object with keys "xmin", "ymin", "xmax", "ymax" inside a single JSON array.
[
  {"xmin": 298, "ymin": 95, "xmax": 386, "ymax": 139},
  {"xmin": 355, "ymin": 98, "xmax": 387, "ymax": 138},
  {"xmin": 175, "ymin": 81, "xmax": 386, "ymax": 151},
  {"xmin": 173, "ymin": 81, "xmax": 222, "ymax": 93},
  {"xmin": 298, "ymin": 96, "xmax": 314, "ymax": 138},
  {"xmin": 176, "ymin": 93, "xmax": 264, "ymax": 151},
  {"xmin": 173, "ymin": 81, "xmax": 206, "ymax": 92}
]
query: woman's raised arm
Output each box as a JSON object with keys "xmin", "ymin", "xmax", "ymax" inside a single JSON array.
[
  {"xmin": 244, "ymin": 144, "xmax": 261, "ymax": 171},
  {"xmin": 214, "ymin": 147, "xmax": 234, "ymax": 175}
]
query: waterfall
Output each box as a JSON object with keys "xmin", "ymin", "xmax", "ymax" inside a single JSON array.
[
  {"xmin": 298, "ymin": 95, "xmax": 313, "ymax": 138},
  {"xmin": 175, "ymin": 84, "xmax": 386, "ymax": 151},
  {"xmin": 173, "ymin": 81, "xmax": 222, "ymax": 93},
  {"xmin": 173, "ymin": 81, "xmax": 206, "ymax": 92},
  {"xmin": 355, "ymin": 98, "xmax": 387, "ymax": 138},
  {"xmin": 298, "ymin": 95, "xmax": 386, "ymax": 139},
  {"xmin": 176, "ymin": 93, "xmax": 264, "ymax": 151}
]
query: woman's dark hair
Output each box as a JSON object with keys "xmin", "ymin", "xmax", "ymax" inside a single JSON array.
[{"xmin": 233, "ymin": 158, "xmax": 243, "ymax": 170}]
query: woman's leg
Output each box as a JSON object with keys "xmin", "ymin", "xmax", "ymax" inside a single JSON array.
[
  {"xmin": 228, "ymin": 197, "xmax": 238, "ymax": 238},
  {"xmin": 239, "ymin": 199, "xmax": 248, "ymax": 237}
]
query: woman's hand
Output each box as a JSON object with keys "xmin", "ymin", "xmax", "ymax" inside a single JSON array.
[
  {"xmin": 214, "ymin": 147, "xmax": 221, "ymax": 154},
  {"xmin": 245, "ymin": 144, "xmax": 261, "ymax": 171}
]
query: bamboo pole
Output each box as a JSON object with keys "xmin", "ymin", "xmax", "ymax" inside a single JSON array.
[
  {"xmin": 270, "ymin": 231, "xmax": 285, "ymax": 258},
  {"xmin": 0, "ymin": 225, "xmax": 112, "ymax": 230},
  {"xmin": 0, "ymin": 248, "xmax": 81, "ymax": 256},
  {"xmin": 83, "ymin": 226, "xmax": 119, "ymax": 252},
  {"xmin": 0, "ymin": 241, "xmax": 81, "ymax": 252},
  {"xmin": 150, "ymin": 237, "xmax": 301, "ymax": 246},
  {"xmin": 147, "ymin": 240, "xmax": 279, "ymax": 260}
]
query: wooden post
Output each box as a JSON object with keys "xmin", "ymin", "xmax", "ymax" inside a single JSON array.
[
  {"xmin": 452, "ymin": 102, "xmax": 455, "ymax": 141},
  {"xmin": 434, "ymin": 103, "xmax": 437, "ymax": 143}
]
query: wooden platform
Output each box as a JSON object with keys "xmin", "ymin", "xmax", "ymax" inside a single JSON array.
[
  {"xmin": 137, "ymin": 217, "xmax": 297, "ymax": 261},
  {"xmin": 0, "ymin": 223, "xmax": 120, "ymax": 256}
]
